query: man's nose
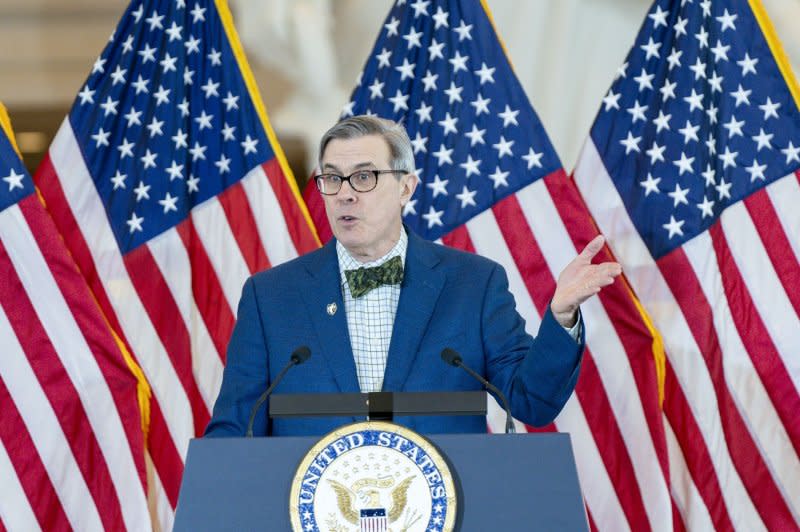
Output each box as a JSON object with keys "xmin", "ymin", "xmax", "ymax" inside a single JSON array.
[{"xmin": 336, "ymin": 181, "xmax": 357, "ymax": 202}]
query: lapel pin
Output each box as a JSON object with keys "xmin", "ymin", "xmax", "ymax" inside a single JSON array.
[{"xmin": 326, "ymin": 302, "xmax": 337, "ymax": 316}]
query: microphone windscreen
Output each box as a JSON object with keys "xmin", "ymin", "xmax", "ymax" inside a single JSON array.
[
  {"xmin": 440, "ymin": 348, "xmax": 461, "ymax": 366},
  {"xmin": 292, "ymin": 346, "xmax": 312, "ymax": 364}
]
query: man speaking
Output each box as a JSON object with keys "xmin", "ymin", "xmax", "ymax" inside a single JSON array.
[{"xmin": 205, "ymin": 116, "xmax": 622, "ymax": 437}]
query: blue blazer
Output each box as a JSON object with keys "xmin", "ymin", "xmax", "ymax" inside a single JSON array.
[{"xmin": 205, "ymin": 231, "xmax": 584, "ymax": 437}]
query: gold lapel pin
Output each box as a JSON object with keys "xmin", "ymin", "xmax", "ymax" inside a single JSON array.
[{"xmin": 326, "ymin": 302, "xmax": 337, "ymax": 316}]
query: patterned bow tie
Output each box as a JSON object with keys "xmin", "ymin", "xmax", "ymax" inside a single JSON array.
[{"xmin": 345, "ymin": 255, "xmax": 404, "ymax": 298}]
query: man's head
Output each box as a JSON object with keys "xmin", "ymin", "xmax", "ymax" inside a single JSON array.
[{"xmin": 317, "ymin": 116, "xmax": 418, "ymax": 262}]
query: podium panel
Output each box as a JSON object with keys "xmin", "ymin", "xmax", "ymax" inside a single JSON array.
[{"xmin": 175, "ymin": 432, "xmax": 588, "ymax": 531}]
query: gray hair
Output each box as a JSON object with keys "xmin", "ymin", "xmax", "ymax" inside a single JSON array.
[{"xmin": 318, "ymin": 115, "xmax": 415, "ymax": 174}]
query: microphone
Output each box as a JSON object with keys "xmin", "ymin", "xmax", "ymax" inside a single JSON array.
[
  {"xmin": 246, "ymin": 346, "xmax": 311, "ymax": 437},
  {"xmin": 441, "ymin": 348, "xmax": 516, "ymax": 434}
]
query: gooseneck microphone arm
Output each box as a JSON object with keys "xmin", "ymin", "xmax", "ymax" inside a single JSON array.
[
  {"xmin": 441, "ymin": 348, "xmax": 516, "ymax": 434},
  {"xmin": 246, "ymin": 346, "xmax": 311, "ymax": 437}
]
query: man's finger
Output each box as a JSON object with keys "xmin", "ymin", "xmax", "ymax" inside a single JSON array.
[{"xmin": 577, "ymin": 235, "xmax": 605, "ymax": 262}]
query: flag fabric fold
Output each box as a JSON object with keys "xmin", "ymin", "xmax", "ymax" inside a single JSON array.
[
  {"xmin": 0, "ymin": 103, "xmax": 151, "ymax": 531},
  {"xmin": 573, "ymin": 0, "xmax": 800, "ymax": 529},
  {"xmin": 303, "ymin": 1, "xmax": 674, "ymax": 529},
  {"xmin": 32, "ymin": 0, "xmax": 319, "ymax": 528}
]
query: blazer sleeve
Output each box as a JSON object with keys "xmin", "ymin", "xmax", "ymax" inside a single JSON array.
[
  {"xmin": 204, "ymin": 276, "xmax": 270, "ymax": 437},
  {"xmin": 481, "ymin": 263, "xmax": 584, "ymax": 427}
]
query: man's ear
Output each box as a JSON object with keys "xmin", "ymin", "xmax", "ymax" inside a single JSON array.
[{"xmin": 399, "ymin": 173, "xmax": 419, "ymax": 204}]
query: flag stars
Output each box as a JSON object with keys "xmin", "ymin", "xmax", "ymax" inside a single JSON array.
[
  {"xmin": 376, "ymin": 48, "xmax": 392, "ymax": 68},
  {"xmin": 384, "ymin": 16, "xmax": 400, "ymax": 37},
  {"xmin": 660, "ymin": 79, "xmax": 677, "ymax": 101},
  {"xmin": 646, "ymin": 141, "xmax": 666, "ymax": 164},
  {"xmin": 668, "ymin": 183, "xmax": 690, "ymax": 207},
  {"xmin": 2, "ymin": 168, "xmax": 24, "ymax": 191},
  {"xmin": 640, "ymin": 173, "xmax": 661, "ymax": 196},
  {"xmin": 640, "ymin": 37, "xmax": 661, "ymax": 60},
  {"xmin": 730, "ymin": 84, "xmax": 751, "ymax": 107},
  {"xmin": 195, "ymin": 110, "xmax": 213, "ymax": 130},
  {"xmin": 432, "ymin": 144, "xmax": 454, "ymax": 166},
  {"xmin": 475, "ymin": 62, "xmax": 495, "ymax": 84},
  {"xmin": 459, "ymin": 155, "xmax": 481, "ymax": 177},
  {"xmin": 368, "ymin": 79, "xmax": 385, "ymax": 99},
  {"xmin": 422, "ymin": 206, "xmax": 444, "ymax": 229},
  {"xmin": 648, "ymin": 5, "xmax": 668, "ymax": 27},
  {"xmin": 782, "ymin": 142, "xmax": 800, "ymax": 164},
  {"xmin": 172, "ymin": 128, "xmax": 188, "ymax": 149},
  {"xmin": 663, "ymin": 216, "xmax": 685, "ymax": 238},
  {"xmin": 695, "ymin": 26, "xmax": 709, "ymax": 49},
  {"xmin": 147, "ymin": 116, "xmax": 165, "ymax": 136},
  {"xmin": 395, "ymin": 58, "xmax": 415, "ymax": 80},
  {"xmin": 697, "ymin": 195, "xmax": 715, "ymax": 218},
  {"xmin": 615, "ymin": 62, "xmax": 629, "ymax": 80},
  {"xmin": 415, "ymin": 102, "xmax": 433, "ymax": 124},
  {"xmin": 166, "ymin": 21, "xmax": 182, "ymax": 41},
  {"xmin": 166, "ymin": 161, "xmax": 184, "ymax": 181},
  {"xmin": 439, "ymin": 113, "xmax": 458, "ymax": 135},
  {"xmin": 716, "ymin": 9, "xmax": 738, "ymax": 31},
  {"xmin": 634, "ymin": 69, "xmax": 655, "ymax": 91},
  {"xmin": 185, "ymin": 35, "xmax": 201, "ymax": 55},
  {"xmin": 745, "ymin": 159, "xmax": 767, "ymax": 182},
  {"xmin": 522, "ymin": 148, "xmax": 543, "ymax": 169},
  {"xmin": 700, "ymin": 0, "xmax": 712, "ymax": 17},
  {"xmin": 667, "ymin": 49, "xmax": 682, "ymax": 70},
  {"xmin": 110, "ymin": 65, "xmax": 127, "ymax": 85},
  {"xmin": 403, "ymin": 28, "xmax": 423, "ymax": 49},
  {"xmin": 207, "ymin": 48, "xmax": 222, "ymax": 66},
  {"xmin": 222, "ymin": 122, "xmax": 236, "ymax": 141},
  {"xmin": 689, "ymin": 58, "xmax": 707, "ymax": 80},
  {"xmin": 178, "ymin": 98, "xmax": 190, "ymax": 117},
  {"xmin": 138, "ymin": 44, "xmax": 156, "ymax": 63},
  {"xmin": 465, "ymin": 124, "xmax": 486, "ymax": 146},
  {"xmin": 627, "ymin": 101, "xmax": 648, "ymax": 122},
  {"xmin": 186, "ymin": 174, "xmax": 200, "ymax": 193},
  {"xmin": 410, "ymin": 0, "xmax": 430, "ymax": 18},
  {"xmin": 389, "ymin": 90, "xmax": 409, "ymax": 112},
  {"xmin": 154, "ymin": 85, "xmax": 171, "ymax": 105},
  {"xmin": 718, "ymin": 146, "xmax": 738, "ymax": 169},
  {"xmin": 708, "ymin": 71, "xmax": 724, "ymax": 93},
  {"xmin": 215, "ymin": 154, "xmax": 231, "ymax": 174},
  {"xmin": 678, "ymin": 120, "xmax": 700, "ymax": 144},
  {"xmin": 201, "ymin": 78, "xmax": 220, "ymax": 98},
  {"xmin": 91, "ymin": 128, "xmax": 110, "ymax": 147},
  {"xmin": 117, "ymin": 138, "xmax": 134, "ymax": 158},
  {"xmin": 702, "ymin": 163, "xmax": 716, "ymax": 186},
  {"xmin": 444, "ymin": 82, "xmax": 463, "ymax": 104},
  {"xmin": 132, "ymin": 4, "xmax": 143, "ymax": 22},
  {"xmin": 160, "ymin": 52, "xmax": 178, "ymax": 73},
  {"xmin": 122, "ymin": 34, "xmax": 134, "ymax": 53},
  {"xmin": 738, "ymin": 53, "xmax": 758, "ymax": 76},
  {"xmin": 426, "ymin": 175, "xmax": 449, "ymax": 197},
  {"xmin": 498, "ymin": 105, "xmax": 519, "ymax": 127},
  {"xmin": 603, "ymin": 89, "xmax": 621, "ymax": 111},
  {"xmin": 132, "ymin": 75, "xmax": 149, "ymax": 94},
  {"xmin": 110, "ymin": 170, "xmax": 127, "ymax": 190},
  {"xmin": 653, "ymin": 110, "xmax": 671, "ymax": 132},
  {"xmin": 710, "ymin": 40, "xmax": 730, "ymax": 63},
  {"xmin": 241, "ymin": 135, "xmax": 259, "ymax": 155},
  {"xmin": 189, "ymin": 142, "xmax": 207, "ymax": 161},
  {"xmin": 673, "ymin": 152, "xmax": 695, "ymax": 175},
  {"xmin": 759, "ymin": 97, "xmax": 780, "ymax": 120},
  {"xmin": 456, "ymin": 185, "xmax": 477, "ymax": 208},
  {"xmin": 100, "ymin": 97, "xmax": 118, "ymax": 116},
  {"xmin": 78, "ymin": 85, "xmax": 95, "ymax": 105},
  {"xmin": 421, "ymin": 70, "xmax": 438, "ymax": 92},
  {"xmin": 133, "ymin": 181, "xmax": 151, "ymax": 201},
  {"xmin": 454, "ymin": 20, "xmax": 473, "ymax": 41},
  {"xmin": 127, "ymin": 212, "xmax": 144, "ymax": 233},
  {"xmin": 706, "ymin": 103, "xmax": 719, "ymax": 125},
  {"xmin": 92, "ymin": 57, "xmax": 106, "ymax": 73},
  {"xmin": 723, "ymin": 115, "xmax": 745, "ymax": 138},
  {"xmin": 184, "ymin": 67, "xmax": 195, "ymax": 85},
  {"xmin": 674, "ymin": 16, "xmax": 688, "ymax": 36},
  {"xmin": 190, "ymin": 3, "xmax": 206, "ymax": 23},
  {"xmin": 448, "ymin": 51, "xmax": 468, "ymax": 73},
  {"xmin": 410, "ymin": 132, "xmax": 427, "ymax": 154},
  {"xmin": 432, "ymin": 6, "xmax": 449, "ymax": 28},
  {"xmin": 492, "ymin": 136, "xmax": 514, "ymax": 159},
  {"xmin": 488, "ymin": 167, "xmax": 509, "ymax": 188},
  {"xmin": 752, "ymin": 128, "xmax": 773, "ymax": 151},
  {"xmin": 620, "ymin": 132, "xmax": 641, "ymax": 154},
  {"xmin": 715, "ymin": 177, "xmax": 732, "ymax": 200},
  {"xmin": 705, "ymin": 133, "xmax": 717, "ymax": 155},
  {"xmin": 428, "ymin": 39, "xmax": 445, "ymax": 61},
  {"xmin": 145, "ymin": 10, "xmax": 164, "ymax": 30},
  {"xmin": 140, "ymin": 149, "xmax": 158, "ymax": 169},
  {"xmin": 158, "ymin": 192, "xmax": 179, "ymax": 214}
]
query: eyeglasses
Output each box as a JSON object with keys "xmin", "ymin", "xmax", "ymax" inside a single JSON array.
[{"xmin": 315, "ymin": 169, "xmax": 408, "ymax": 195}]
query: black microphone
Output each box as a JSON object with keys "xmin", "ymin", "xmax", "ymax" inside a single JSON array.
[
  {"xmin": 246, "ymin": 346, "xmax": 311, "ymax": 437},
  {"xmin": 441, "ymin": 348, "xmax": 516, "ymax": 434}
]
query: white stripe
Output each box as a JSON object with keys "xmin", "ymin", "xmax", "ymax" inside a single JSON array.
[
  {"xmin": 721, "ymin": 200, "xmax": 800, "ymax": 372},
  {"xmin": 0, "ymin": 304, "xmax": 102, "ymax": 532},
  {"xmin": 684, "ymin": 231, "xmax": 800, "ymax": 521},
  {"xmin": 147, "ymin": 451, "xmax": 175, "ymax": 532},
  {"xmin": 49, "ymin": 121, "xmax": 194, "ymax": 458},
  {"xmin": 664, "ymin": 415, "xmax": 715, "ymax": 532},
  {"xmin": 574, "ymin": 140, "xmax": 767, "ymax": 530},
  {"xmin": 555, "ymin": 396, "xmax": 630, "ymax": 532},
  {"xmin": 148, "ymin": 229, "xmax": 225, "ymax": 411},
  {"xmin": 518, "ymin": 180, "xmax": 672, "ymax": 531},
  {"xmin": 766, "ymin": 173, "xmax": 800, "ymax": 266},
  {"xmin": 190, "ymin": 196, "xmax": 250, "ymax": 316},
  {"xmin": 466, "ymin": 210, "xmax": 543, "ymax": 332},
  {"xmin": 241, "ymin": 165, "xmax": 301, "ymax": 267},
  {"xmin": 0, "ymin": 438, "xmax": 42, "ymax": 532},
  {"xmin": 0, "ymin": 205, "xmax": 149, "ymax": 531}
]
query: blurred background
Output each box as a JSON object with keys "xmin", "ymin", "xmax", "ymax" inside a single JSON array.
[{"xmin": 2, "ymin": 0, "xmax": 798, "ymax": 184}]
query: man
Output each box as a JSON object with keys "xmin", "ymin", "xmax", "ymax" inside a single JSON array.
[{"xmin": 205, "ymin": 115, "xmax": 621, "ymax": 437}]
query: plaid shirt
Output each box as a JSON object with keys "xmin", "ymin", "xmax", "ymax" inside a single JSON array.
[{"xmin": 337, "ymin": 229, "xmax": 407, "ymax": 392}]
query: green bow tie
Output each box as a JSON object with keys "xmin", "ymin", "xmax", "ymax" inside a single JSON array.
[{"xmin": 345, "ymin": 255, "xmax": 404, "ymax": 298}]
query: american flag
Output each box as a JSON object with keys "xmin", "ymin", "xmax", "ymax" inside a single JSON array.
[
  {"xmin": 303, "ymin": 1, "xmax": 675, "ymax": 529},
  {"xmin": 0, "ymin": 103, "xmax": 150, "ymax": 530},
  {"xmin": 32, "ymin": 0, "xmax": 318, "ymax": 528},
  {"xmin": 573, "ymin": 0, "xmax": 800, "ymax": 529}
]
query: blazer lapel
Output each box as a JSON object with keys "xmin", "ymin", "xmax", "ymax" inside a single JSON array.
[
  {"xmin": 382, "ymin": 233, "xmax": 445, "ymax": 391},
  {"xmin": 300, "ymin": 241, "xmax": 360, "ymax": 393}
]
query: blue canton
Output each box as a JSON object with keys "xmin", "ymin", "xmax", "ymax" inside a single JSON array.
[
  {"xmin": 342, "ymin": 0, "xmax": 562, "ymax": 241},
  {"xmin": 591, "ymin": 0, "xmax": 800, "ymax": 259},
  {"xmin": 0, "ymin": 125, "xmax": 35, "ymax": 214},
  {"xmin": 69, "ymin": 0, "xmax": 274, "ymax": 254}
]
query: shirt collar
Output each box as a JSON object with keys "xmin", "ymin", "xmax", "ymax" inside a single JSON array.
[{"xmin": 337, "ymin": 227, "xmax": 408, "ymax": 282}]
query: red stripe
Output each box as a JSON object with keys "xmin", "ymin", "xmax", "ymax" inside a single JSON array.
[
  {"xmin": 658, "ymin": 243, "xmax": 796, "ymax": 529},
  {"xmin": 441, "ymin": 224, "xmax": 476, "ymax": 253},
  {"xmin": 32, "ymin": 155, "xmax": 130, "ymax": 350},
  {"xmin": 662, "ymin": 362, "xmax": 734, "ymax": 531},
  {"xmin": 545, "ymin": 170, "xmax": 670, "ymax": 480},
  {"xmin": 492, "ymin": 192, "xmax": 653, "ymax": 530},
  {"xmin": 146, "ymin": 401, "xmax": 185, "ymax": 507},
  {"xmin": 744, "ymin": 188, "xmax": 800, "ymax": 323},
  {"xmin": 262, "ymin": 159, "xmax": 320, "ymax": 253},
  {"xmin": 218, "ymin": 182, "xmax": 271, "ymax": 274},
  {"xmin": 176, "ymin": 219, "xmax": 235, "ymax": 363},
  {"xmin": 302, "ymin": 174, "xmax": 333, "ymax": 244},
  {"xmin": 0, "ymin": 238, "xmax": 124, "ymax": 531},
  {"xmin": 123, "ymin": 243, "xmax": 210, "ymax": 436},
  {"xmin": 709, "ymin": 222, "xmax": 800, "ymax": 453},
  {"xmin": 0, "ymin": 377, "xmax": 70, "ymax": 532},
  {"xmin": 586, "ymin": 506, "xmax": 598, "ymax": 532},
  {"xmin": 18, "ymin": 195, "xmax": 147, "ymax": 492}
]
